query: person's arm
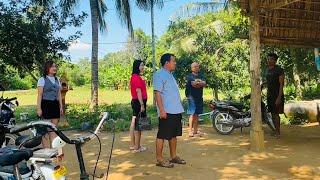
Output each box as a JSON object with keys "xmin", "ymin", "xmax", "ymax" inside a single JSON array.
[
  {"xmin": 37, "ymin": 87, "xmax": 43, "ymax": 117},
  {"xmin": 136, "ymin": 88, "xmax": 145, "ymax": 112},
  {"xmin": 276, "ymin": 74, "xmax": 285, "ymax": 105},
  {"xmin": 153, "ymin": 73, "xmax": 167, "ymax": 119},
  {"xmin": 58, "ymin": 87, "xmax": 63, "ymax": 115},
  {"xmin": 155, "ymin": 90, "xmax": 167, "ymax": 119}
]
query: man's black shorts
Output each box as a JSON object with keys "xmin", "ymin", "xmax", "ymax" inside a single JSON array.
[{"xmin": 157, "ymin": 113, "xmax": 182, "ymax": 140}]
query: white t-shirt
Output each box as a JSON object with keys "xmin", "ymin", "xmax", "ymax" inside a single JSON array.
[{"xmin": 37, "ymin": 76, "xmax": 61, "ymax": 87}]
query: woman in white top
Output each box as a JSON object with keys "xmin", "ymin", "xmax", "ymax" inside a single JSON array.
[{"xmin": 37, "ymin": 61, "xmax": 63, "ymax": 149}]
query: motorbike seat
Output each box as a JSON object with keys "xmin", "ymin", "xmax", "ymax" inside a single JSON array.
[
  {"xmin": 227, "ymin": 102, "xmax": 246, "ymax": 111},
  {"xmin": 216, "ymin": 101, "xmax": 246, "ymax": 111},
  {"xmin": 0, "ymin": 162, "xmax": 31, "ymax": 175},
  {"xmin": 0, "ymin": 147, "xmax": 33, "ymax": 166},
  {"xmin": 15, "ymin": 135, "xmax": 42, "ymax": 148}
]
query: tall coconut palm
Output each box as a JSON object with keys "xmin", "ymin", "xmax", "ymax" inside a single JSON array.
[
  {"xmin": 135, "ymin": 0, "xmax": 163, "ymax": 73},
  {"xmin": 171, "ymin": 0, "xmax": 229, "ymax": 21},
  {"xmin": 34, "ymin": 0, "xmax": 163, "ymax": 108}
]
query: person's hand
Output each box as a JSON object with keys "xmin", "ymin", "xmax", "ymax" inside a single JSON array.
[
  {"xmin": 160, "ymin": 109, "xmax": 167, "ymax": 120},
  {"xmin": 60, "ymin": 107, "xmax": 64, "ymax": 116},
  {"xmin": 37, "ymin": 108, "xmax": 42, "ymax": 117},
  {"xmin": 140, "ymin": 104, "xmax": 145, "ymax": 112}
]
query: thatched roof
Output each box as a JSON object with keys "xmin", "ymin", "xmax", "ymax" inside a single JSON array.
[{"xmin": 237, "ymin": 0, "xmax": 320, "ymax": 48}]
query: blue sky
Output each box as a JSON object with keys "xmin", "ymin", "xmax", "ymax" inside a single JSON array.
[{"xmin": 61, "ymin": 0, "xmax": 207, "ymax": 62}]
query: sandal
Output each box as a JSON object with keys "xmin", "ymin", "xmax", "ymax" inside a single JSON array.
[
  {"xmin": 132, "ymin": 146, "xmax": 147, "ymax": 153},
  {"xmin": 195, "ymin": 131, "xmax": 205, "ymax": 137},
  {"xmin": 170, "ymin": 156, "xmax": 186, "ymax": 165},
  {"xmin": 189, "ymin": 132, "xmax": 194, "ymax": 137},
  {"xmin": 156, "ymin": 160, "xmax": 174, "ymax": 168},
  {"xmin": 129, "ymin": 146, "xmax": 135, "ymax": 150}
]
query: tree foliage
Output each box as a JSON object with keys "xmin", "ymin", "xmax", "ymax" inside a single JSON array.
[{"xmin": 0, "ymin": 0, "xmax": 86, "ymax": 83}]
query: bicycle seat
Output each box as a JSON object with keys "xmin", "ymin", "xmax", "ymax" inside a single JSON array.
[
  {"xmin": 15, "ymin": 135, "xmax": 42, "ymax": 148},
  {"xmin": 0, "ymin": 147, "xmax": 33, "ymax": 166}
]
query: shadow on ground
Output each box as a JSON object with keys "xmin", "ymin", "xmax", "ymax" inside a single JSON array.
[{"xmin": 62, "ymin": 123, "xmax": 320, "ymax": 180}]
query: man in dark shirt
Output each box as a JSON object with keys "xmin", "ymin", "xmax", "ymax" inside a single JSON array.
[
  {"xmin": 265, "ymin": 53, "xmax": 285, "ymax": 137},
  {"xmin": 186, "ymin": 62, "xmax": 206, "ymax": 137}
]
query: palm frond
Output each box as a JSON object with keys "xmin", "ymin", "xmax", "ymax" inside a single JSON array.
[
  {"xmin": 31, "ymin": 0, "xmax": 55, "ymax": 7},
  {"xmin": 115, "ymin": 0, "xmax": 133, "ymax": 36},
  {"xmin": 97, "ymin": 0, "xmax": 108, "ymax": 31},
  {"xmin": 135, "ymin": 0, "xmax": 164, "ymax": 11},
  {"xmin": 59, "ymin": 0, "xmax": 80, "ymax": 18},
  {"xmin": 170, "ymin": 0, "xmax": 229, "ymax": 21}
]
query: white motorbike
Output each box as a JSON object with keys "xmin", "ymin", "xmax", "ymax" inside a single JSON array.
[{"xmin": 0, "ymin": 112, "xmax": 109, "ymax": 180}]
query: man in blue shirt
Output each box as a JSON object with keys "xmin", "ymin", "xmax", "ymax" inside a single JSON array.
[{"xmin": 153, "ymin": 53, "xmax": 186, "ymax": 168}]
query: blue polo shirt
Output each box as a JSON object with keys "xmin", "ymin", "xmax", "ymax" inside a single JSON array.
[{"xmin": 153, "ymin": 68, "xmax": 184, "ymax": 115}]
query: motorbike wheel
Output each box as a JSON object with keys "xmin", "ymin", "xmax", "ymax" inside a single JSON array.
[
  {"xmin": 212, "ymin": 112, "xmax": 235, "ymax": 135},
  {"xmin": 4, "ymin": 133, "xmax": 18, "ymax": 147}
]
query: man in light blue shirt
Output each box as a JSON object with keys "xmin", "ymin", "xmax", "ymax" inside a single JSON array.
[{"xmin": 153, "ymin": 53, "xmax": 186, "ymax": 168}]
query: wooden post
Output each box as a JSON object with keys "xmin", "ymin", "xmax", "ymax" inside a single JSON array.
[{"xmin": 249, "ymin": 0, "xmax": 264, "ymax": 152}]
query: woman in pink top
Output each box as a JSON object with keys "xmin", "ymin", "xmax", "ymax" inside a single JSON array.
[{"xmin": 130, "ymin": 60, "xmax": 148, "ymax": 152}]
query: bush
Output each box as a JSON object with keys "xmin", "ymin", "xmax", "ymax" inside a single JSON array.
[
  {"xmin": 65, "ymin": 103, "xmax": 159, "ymax": 131},
  {"xmin": 288, "ymin": 112, "xmax": 309, "ymax": 125}
]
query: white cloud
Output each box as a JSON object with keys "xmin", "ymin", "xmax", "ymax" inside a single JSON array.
[{"xmin": 68, "ymin": 39, "xmax": 91, "ymax": 51}]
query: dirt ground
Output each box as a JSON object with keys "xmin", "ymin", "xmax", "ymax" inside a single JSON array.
[{"xmin": 62, "ymin": 123, "xmax": 320, "ymax": 180}]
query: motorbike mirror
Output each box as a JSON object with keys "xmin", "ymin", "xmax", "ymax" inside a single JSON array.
[
  {"xmin": 15, "ymin": 100, "xmax": 19, "ymax": 106},
  {"xmin": 52, "ymin": 137, "xmax": 66, "ymax": 149}
]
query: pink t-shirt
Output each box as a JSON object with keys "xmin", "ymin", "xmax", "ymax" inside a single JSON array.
[{"xmin": 130, "ymin": 74, "xmax": 147, "ymax": 100}]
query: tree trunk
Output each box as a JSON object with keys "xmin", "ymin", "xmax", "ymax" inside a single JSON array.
[
  {"xmin": 213, "ymin": 87, "xmax": 219, "ymax": 100},
  {"xmin": 89, "ymin": 0, "xmax": 99, "ymax": 108},
  {"xmin": 151, "ymin": 0, "xmax": 157, "ymax": 106},
  {"xmin": 292, "ymin": 49, "xmax": 302, "ymax": 99},
  {"xmin": 249, "ymin": 0, "xmax": 264, "ymax": 152}
]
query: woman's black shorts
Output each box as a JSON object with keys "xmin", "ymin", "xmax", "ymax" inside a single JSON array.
[
  {"xmin": 41, "ymin": 99, "xmax": 60, "ymax": 119},
  {"xmin": 157, "ymin": 114, "xmax": 182, "ymax": 140},
  {"xmin": 131, "ymin": 99, "xmax": 147, "ymax": 131}
]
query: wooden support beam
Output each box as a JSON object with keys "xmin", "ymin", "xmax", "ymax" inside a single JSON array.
[
  {"xmin": 263, "ymin": 0, "xmax": 301, "ymax": 10},
  {"xmin": 249, "ymin": 0, "xmax": 264, "ymax": 152},
  {"xmin": 261, "ymin": 38, "xmax": 320, "ymax": 48}
]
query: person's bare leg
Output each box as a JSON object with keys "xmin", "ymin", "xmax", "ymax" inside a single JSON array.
[
  {"xmin": 130, "ymin": 116, "xmax": 136, "ymax": 149},
  {"xmin": 193, "ymin": 115, "xmax": 199, "ymax": 134},
  {"xmin": 49, "ymin": 119, "xmax": 59, "ymax": 148},
  {"xmin": 156, "ymin": 138, "xmax": 164, "ymax": 162},
  {"xmin": 188, "ymin": 115, "xmax": 194, "ymax": 136},
  {"xmin": 169, "ymin": 137, "xmax": 177, "ymax": 159},
  {"xmin": 42, "ymin": 133, "xmax": 50, "ymax": 148},
  {"xmin": 134, "ymin": 130, "xmax": 141, "ymax": 150},
  {"xmin": 275, "ymin": 114, "xmax": 280, "ymax": 135}
]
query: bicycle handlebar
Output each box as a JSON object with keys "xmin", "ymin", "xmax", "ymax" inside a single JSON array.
[{"xmin": 10, "ymin": 112, "xmax": 110, "ymax": 145}]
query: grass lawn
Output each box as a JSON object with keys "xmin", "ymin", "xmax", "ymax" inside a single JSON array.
[
  {"xmin": 5, "ymin": 87, "xmax": 214, "ymax": 130},
  {"xmin": 4, "ymin": 87, "xmax": 215, "ymax": 106}
]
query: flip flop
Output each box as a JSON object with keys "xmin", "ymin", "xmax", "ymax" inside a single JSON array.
[{"xmin": 156, "ymin": 160, "xmax": 174, "ymax": 168}]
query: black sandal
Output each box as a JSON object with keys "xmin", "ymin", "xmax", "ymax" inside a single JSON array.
[
  {"xmin": 156, "ymin": 160, "xmax": 174, "ymax": 168},
  {"xmin": 170, "ymin": 156, "xmax": 186, "ymax": 165}
]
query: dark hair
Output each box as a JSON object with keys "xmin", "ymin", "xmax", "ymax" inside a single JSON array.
[
  {"xmin": 132, "ymin": 60, "xmax": 143, "ymax": 75},
  {"xmin": 43, "ymin": 60, "xmax": 56, "ymax": 77},
  {"xmin": 268, "ymin": 53, "xmax": 279, "ymax": 61},
  {"xmin": 160, "ymin": 53, "xmax": 175, "ymax": 67}
]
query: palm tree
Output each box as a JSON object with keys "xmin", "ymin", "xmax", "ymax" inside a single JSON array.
[
  {"xmin": 171, "ymin": 0, "xmax": 229, "ymax": 21},
  {"xmin": 34, "ymin": 0, "xmax": 163, "ymax": 108},
  {"xmin": 135, "ymin": 0, "xmax": 163, "ymax": 73}
]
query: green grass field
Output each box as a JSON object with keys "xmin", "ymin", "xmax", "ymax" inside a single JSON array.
[
  {"xmin": 4, "ymin": 87, "xmax": 214, "ymax": 130},
  {"xmin": 4, "ymin": 87, "xmax": 215, "ymax": 106}
]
